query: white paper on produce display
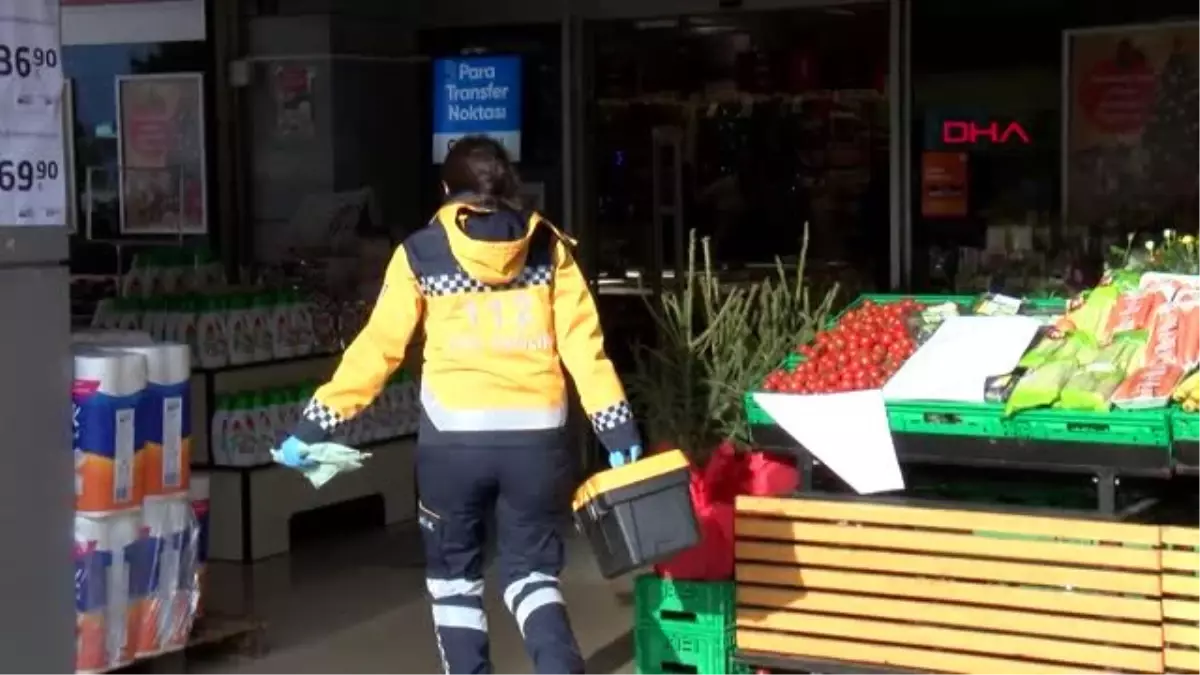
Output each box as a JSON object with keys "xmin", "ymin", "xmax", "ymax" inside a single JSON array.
[
  {"xmin": 752, "ymin": 389, "xmax": 904, "ymax": 494},
  {"xmin": 883, "ymin": 315, "xmax": 1042, "ymax": 403},
  {"xmin": 0, "ymin": 0, "xmax": 67, "ymax": 227}
]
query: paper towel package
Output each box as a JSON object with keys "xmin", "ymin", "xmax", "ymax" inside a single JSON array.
[
  {"xmin": 190, "ymin": 473, "xmax": 210, "ymax": 618},
  {"xmin": 74, "ymin": 515, "xmax": 110, "ymax": 673},
  {"xmin": 74, "ymin": 348, "xmax": 148, "ymax": 513},
  {"xmin": 110, "ymin": 510, "xmax": 153, "ymax": 668},
  {"xmin": 107, "ymin": 344, "xmax": 192, "ymax": 497},
  {"xmin": 139, "ymin": 496, "xmax": 199, "ymax": 656}
]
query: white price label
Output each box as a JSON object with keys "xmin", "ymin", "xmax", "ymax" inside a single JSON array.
[{"xmin": 0, "ymin": 0, "xmax": 65, "ymax": 227}]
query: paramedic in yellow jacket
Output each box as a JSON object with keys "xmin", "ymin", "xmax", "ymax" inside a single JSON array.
[{"xmin": 278, "ymin": 136, "xmax": 642, "ymax": 674}]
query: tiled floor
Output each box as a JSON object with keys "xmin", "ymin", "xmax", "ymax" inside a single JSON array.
[{"xmin": 195, "ymin": 525, "xmax": 637, "ymax": 674}]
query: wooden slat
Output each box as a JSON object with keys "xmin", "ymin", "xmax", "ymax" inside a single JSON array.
[
  {"xmin": 736, "ymin": 564, "xmax": 1163, "ymax": 621},
  {"xmin": 737, "ymin": 608, "xmax": 1164, "ymax": 672},
  {"xmin": 1165, "ymin": 647, "xmax": 1200, "ymax": 672},
  {"xmin": 1166, "ymin": 600, "xmax": 1200, "ymax": 623},
  {"xmin": 736, "ymin": 585, "xmax": 1163, "ymax": 647},
  {"xmin": 736, "ymin": 629, "xmax": 1087, "ymax": 675},
  {"xmin": 737, "ymin": 517, "xmax": 1161, "ymax": 570},
  {"xmin": 737, "ymin": 496, "xmax": 1161, "ymax": 545},
  {"xmin": 1165, "ymin": 623, "xmax": 1200, "ymax": 647},
  {"xmin": 1165, "ymin": 573, "xmax": 1200, "ymax": 598},
  {"xmin": 1163, "ymin": 527, "xmax": 1198, "ymax": 548},
  {"xmin": 736, "ymin": 541, "xmax": 1162, "ymax": 595},
  {"xmin": 1165, "ymin": 550, "xmax": 1200, "ymax": 573}
]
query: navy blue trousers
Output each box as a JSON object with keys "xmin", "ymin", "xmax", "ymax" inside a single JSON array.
[{"xmin": 417, "ymin": 444, "xmax": 584, "ymax": 675}]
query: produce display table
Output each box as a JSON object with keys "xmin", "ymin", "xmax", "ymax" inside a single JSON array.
[
  {"xmin": 750, "ymin": 421, "xmax": 1171, "ymax": 515},
  {"xmin": 732, "ymin": 494, "xmax": 1189, "ymax": 675}
]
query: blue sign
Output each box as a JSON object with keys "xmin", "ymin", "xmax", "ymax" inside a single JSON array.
[{"xmin": 432, "ymin": 55, "xmax": 522, "ymax": 163}]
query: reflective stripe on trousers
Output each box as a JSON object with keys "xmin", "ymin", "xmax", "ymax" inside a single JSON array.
[
  {"xmin": 428, "ymin": 577, "xmax": 488, "ymax": 674},
  {"xmin": 503, "ymin": 572, "xmax": 565, "ymax": 636}
]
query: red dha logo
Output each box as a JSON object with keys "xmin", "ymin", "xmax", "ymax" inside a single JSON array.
[{"xmin": 942, "ymin": 120, "xmax": 1031, "ymax": 145}]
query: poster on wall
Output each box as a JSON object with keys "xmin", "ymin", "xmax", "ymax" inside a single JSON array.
[
  {"xmin": 116, "ymin": 72, "xmax": 207, "ymax": 234},
  {"xmin": 1063, "ymin": 22, "xmax": 1199, "ymax": 234},
  {"xmin": 273, "ymin": 65, "xmax": 315, "ymax": 139},
  {"xmin": 920, "ymin": 151, "xmax": 969, "ymax": 218},
  {"xmin": 431, "ymin": 55, "xmax": 522, "ymax": 164},
  {"xmin": 0, "ymin": 0, "xmax": 67, "ymax": 227}
]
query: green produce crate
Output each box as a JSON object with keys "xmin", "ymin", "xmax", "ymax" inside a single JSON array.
[
  {"xmin": 1171, "ymin": 406, "xmax": 1200, "ymax": 443},
  {"xmin": 887, "ymin": 401, "xmax": 1015, "ymax": 438},
  {"xmin": 1011, "ymin": 407, "xmax": 1171, "ymax": 447},
  {"xmin": 834, "ymin": 293, "xmax": 976, "ymax": 321},
  {"xmin": 744, "ymin": 354, "xmax": 803, "ymax": 426},
  {"xmin": 634, "ymin": 575, "xmax": 735, "ymax": 633},
  {"xmin": 634, "ymin": 623, "xmax": 735, "ymax": 675}
]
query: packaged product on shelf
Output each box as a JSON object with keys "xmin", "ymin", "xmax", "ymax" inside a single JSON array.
[
  {"xmin": 226, "ymin": 294, "xmax": 256, "ymax": 366},
  {"xmin": 116, "ymin": 298, "xmax": 144, "ymax": 333},
  {"xmin": 252, "ymin": 390, "xmax": 278, "ymax": 460},
  {"xmin": 1112, "ymin": 299, "xmax": 1199, "ymax": 408},
  {"xmin": 1054, "ymin": 285, "xmax": 1118, "ymax": 338},
  {"xmin": 139, "ymin": 496, "xmax": 200, "ymax": 656},
  {"xmin": 1006, "ymin": 334, "xmax": 1094, "ymax": 416},
  {"xmin": 122, "ymin": 255, "xmax": 150, "ymax": 298},
  {"xmin": 290, "ymin": 290, "xmax": 317, "ymax": 356},
  {"xmin": 74, "ymin": 516, "xmax": 109, "ymax": 673},
  {"xmin": 172, "ymin": 296, "xmax": 199, "ymax": 361},
  {"xmin": 973, "ymin": 293, "xmax": 1022, "ymax": 317},
  {"xmin": 106, "ymin": 344, "xmax": 192, "ymax": 497},
  {"xmin": 268, "ymin": 388, "xmax": 294, "ymax": 444},
  {"xmin": 251, "ymin": 293, "xmax": 275, "ymax": 363},
  {"xmin": 158, "ymin": 252, "xmax": 185, "ymax": 297},
  {"xmin": 312, "ymin": 295, "xmax": 341, "ymax": 353},
  {"xmin": 196, "ymin": 296, "xmax": 230, "ymax": 369},
  {"xmin": 73, "ymin": 348, "xmax": 148, "ymax": 513},
  {"xmin": 91, "ymin": 297, "xmax": 120, "ymax": 330},
  {"xmin": 189, "ymin": 473, "xmax": 210, "ymax": 618},
  {"xmin": 1103, "ymin": 286, "xmax": 1172, "ymax": 339},
  {"xmin": 191, "ymin": 247, "xmax": 226, "ymax": 291},
  {"xmin": 228, "ymin": 394, "xmax": 259, "ymax": 466},
  {"xmin": 209, "ymin": 395, "xmax": 231, "ymax": 465},
  {"xmin": 1058, "ymin": 332, "xmax": 1145, "ymax": 412},
  {"xmin": 271, "ymin": 292, "xmax": 296, "ymax": 359}
]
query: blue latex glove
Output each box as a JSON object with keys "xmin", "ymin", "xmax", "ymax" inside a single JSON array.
[
  {"xmin": 276, "ymin": 436, "xmax": 316, "ymax": 469},
  {"xmin": 607, "ymin": 444, "xmax": 643, "ymax": 468}
]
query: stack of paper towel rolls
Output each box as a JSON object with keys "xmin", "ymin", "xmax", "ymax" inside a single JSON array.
[{"xmin": 72, "ymin": 340, "xmax": 203, "ymax": 673}]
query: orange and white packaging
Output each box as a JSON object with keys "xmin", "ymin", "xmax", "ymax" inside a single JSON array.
[
  {"xmin": 1112, "ymin": 299, "xmax": 1199, "ymax": 409},
  {"xmin": 136, "ymin": 496, "xmax": 200, "ymax": 658},
  {"xmin": 1103, "ymin": 288, "xmax": 1172, "ymax": 339}
]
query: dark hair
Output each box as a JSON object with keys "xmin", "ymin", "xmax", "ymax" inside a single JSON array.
[{"xmin": 441, "ymin": 135, "xmax": 523, "ymax": 211}]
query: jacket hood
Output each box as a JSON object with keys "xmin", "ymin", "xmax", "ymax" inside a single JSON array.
[{"xmin": 434, "ymin": 201, "xmax": 551, "ymax": 285}]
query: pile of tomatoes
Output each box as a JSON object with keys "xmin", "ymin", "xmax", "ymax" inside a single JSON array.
[{"xmin": 761, "ymin": 299, "xmax": 926, "ymax": 394}]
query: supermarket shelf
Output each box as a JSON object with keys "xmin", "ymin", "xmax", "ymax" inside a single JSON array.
[
  {"xmin": 751, "ymin": 423, "xmax": 1173, "ymax": 477},
  {"xmin": 192, "ymin": 351, "xmax": 341, "ymax": 374},
  {"xmin": 735, "ymin": 649, "xmax": 923, "ymax": 674}
]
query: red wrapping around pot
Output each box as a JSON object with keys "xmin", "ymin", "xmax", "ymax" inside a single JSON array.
[
  {"xmin": 742, "ymin": 450, "xmax": 799, "ymax": 496},
  {"xmin": 652, "ymin": 466, "xmax": 736, "ymax": 580}
]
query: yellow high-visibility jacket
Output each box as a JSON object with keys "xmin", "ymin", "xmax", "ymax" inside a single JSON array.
[{"xmin": 292, "ymin": 199, "xmax": 641, "ymax": 452}]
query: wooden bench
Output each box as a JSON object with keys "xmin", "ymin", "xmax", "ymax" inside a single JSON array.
[
  {"xmin": 735, "ymin": 495, "xmax": 1166, "ymax": 674},
  {"xmin": 1162, "ymin": 526, "xmax": 1199, "ymax": 673}
]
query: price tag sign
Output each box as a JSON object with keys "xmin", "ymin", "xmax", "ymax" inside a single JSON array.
[{"xmin": 0, "ymin": 0, "xmax": 66, "ymax": 227}]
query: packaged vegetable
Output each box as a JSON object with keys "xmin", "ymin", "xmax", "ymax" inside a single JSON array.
[
  {"xmin": 974, "ymin": 293, "xmax": 1023, "ymax": 317},
  {"xmin": 1141, "ymin": 300, "xmax": 1198, "ymax": 368},
  {"xmin": 1108, "ymin": 302, "xmax": 1185, "ymax": 408},
  {"xmin": 1006, "ymin": 335, "xmax": 1092, "ymax": 415},
  {"xmin": 1018, "ymin": 334, "xmax": 1070, "ymax": 370},
  {"xmin": 1102, "ymin": 288, "xmax": 1171, "ymax": 339},
  {"xmin": 1054, "ymin": 285, "xmax": 1118, "ymax": 338},
  {"xmin": 1058, "ymin": 332, "xmax": 1145, "ymax": 412}
]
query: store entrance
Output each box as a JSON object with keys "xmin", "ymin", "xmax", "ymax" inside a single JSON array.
[{"xmin": 582, "ymin": 3, "xmax": 893, "ymax": 333}]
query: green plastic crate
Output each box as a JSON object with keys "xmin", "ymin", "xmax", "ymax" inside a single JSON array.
[
  {"xmin": 1012, "ymin": 407, "xmax": 1171, "ymax": 447},
  {"xmin": 634, "ymin": 623, "xmax": 734, "ymax": 675},
  {"xmin": 887, "ymin": 400, "xmax": 1014, "ymax": 438},
  {"xmin": 634, "ymin": 575, "xmax": 735, "ymax": 633},
  {"xmin": 744, "ymin": 354, "xmax": 803, "ymax": 426},
  {"xmin": 1171, "ymin": 406, "xmax": 1200, "ymax": 443}
]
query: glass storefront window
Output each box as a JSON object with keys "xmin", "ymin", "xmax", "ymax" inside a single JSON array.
[{"xmin": 909, "ymin": 0, "xmax": 1198, "ymax": 294}]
